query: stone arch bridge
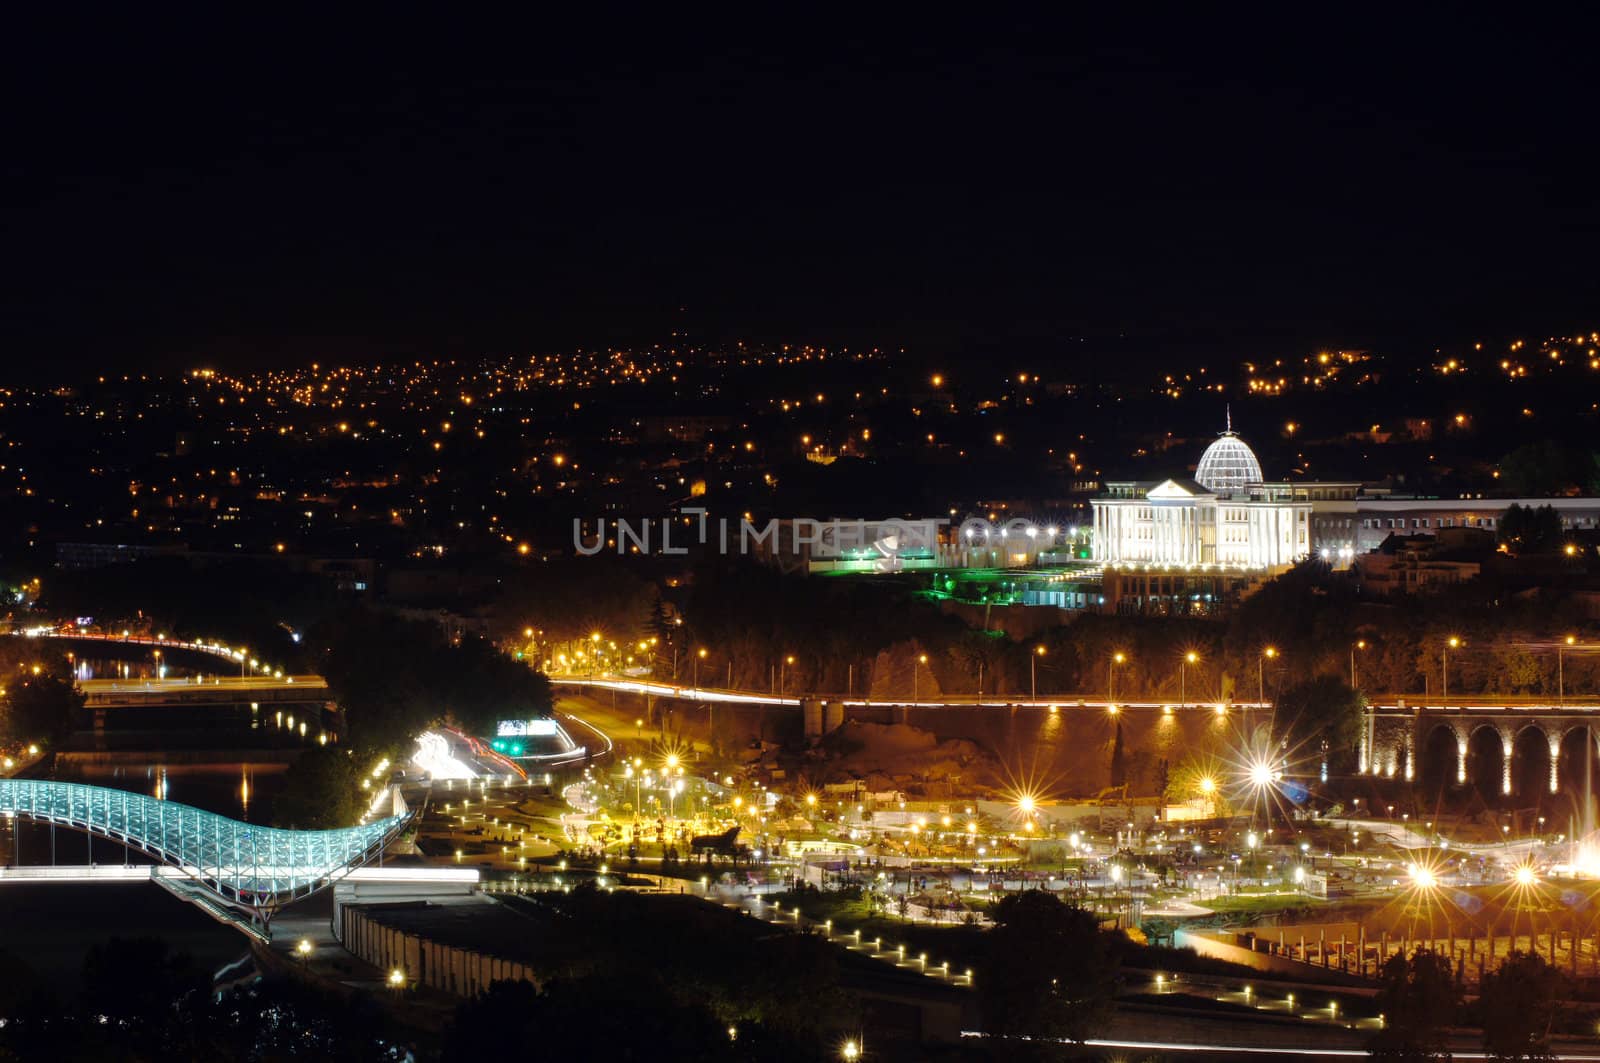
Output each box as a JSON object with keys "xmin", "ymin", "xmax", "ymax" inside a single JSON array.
[{"xmin": 1364, "ymin": 698, "xmax": 1600, "ymax": 798}]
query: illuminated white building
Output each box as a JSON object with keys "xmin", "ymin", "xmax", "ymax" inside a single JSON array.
[{"xmin": 1091, "ymin": 422, "xmax": 1315, "ymax": 569}]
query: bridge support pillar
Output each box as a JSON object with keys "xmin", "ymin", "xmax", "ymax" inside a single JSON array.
[
  {"xmin": 1404, "ymin": 730, "xmax": 1415, "ymax": 781},
  {"xmin": 1358, "ymin": 707, "xmax": 1371, "ymax": 774},
  {"xmin": 1456, "ymin": 735, "xmax": 1468, "ymax": 785},
  {"xmin": 1549, "ymin": 732, "xmax": 1562, "ymax": 794},
  {"xmin": 1502, "ymin": 733, "xmax": 1515, "ymax": 796}
]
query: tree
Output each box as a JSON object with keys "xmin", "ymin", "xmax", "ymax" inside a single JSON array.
[
  {"xmin": 1272, "ymin": 675, "xmax": 1363, "ymax": 766},
  {"xmin": 1495, "ymin": 647, "xmax": 1542, "ymax": 695},
  {"xmin": 976, "ymin": 891, "xmax": 1115, "ymax": 1049},
  {"xmin": 0, "ymin": 673, "xmax": 82, "ymax": 746},
  {"xmin": 1367, "ymin": 948, "xmax": 1458, "ymax": 1062},
  {"xmin": 1498, "ymin": 503, "xmax": 1564, "ymax": 555},
  {"xmin": 1479, "ymin": 950, "xmax": 1565, "ymax": 1061},
  {"xmin": 1109, "ymin": 721, "xmax": 1126, "ymax": 788},
  {"xmin": 445, "ymin": 974, "xmax": 750, "ymax": 1062},
  {"xmin": 1497, "ymin": 441, "xmax": 1597, "ymax": 498},
  {"xmin": 274, "ymin": 746, "xmax": 364, "ymax": 829}
]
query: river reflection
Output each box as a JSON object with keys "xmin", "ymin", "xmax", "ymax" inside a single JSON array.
[{"xmin": 52, "ymin": 760, "xmax": 288, "ymax": 822}]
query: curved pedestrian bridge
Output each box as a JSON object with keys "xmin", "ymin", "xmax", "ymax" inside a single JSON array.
[{"xmin": 0, "ymin": 779, "xmax": 409, "ymax": 933}]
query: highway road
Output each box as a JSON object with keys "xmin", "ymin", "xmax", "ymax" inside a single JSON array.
[
  {"xmin": 550, "ymin": 674, "xmax": 1269, "ymax": 710},
  {"xmin": 551, "ymin": 674, "xmax": 1600, "ymax": 713}
]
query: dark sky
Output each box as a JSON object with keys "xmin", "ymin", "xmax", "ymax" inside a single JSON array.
[{"xmin": 2, "ymin": 12, "xmax": 1596, "ymax": 377}]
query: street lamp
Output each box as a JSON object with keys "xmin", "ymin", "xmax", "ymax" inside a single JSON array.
[
  {"xmin": 1108, "ymin": 651, "xmax": 1126, "ymax": 703},
  {"xmin": 841, "ymin": 1038, "xmax": 861, "ymax": 1061},
  {"xmin": 388, "ymin": 968, "xmax": 405, "ymax": 994},
  {"xmin": 1561, "ymin": 635, "xmax": 1576, "ymax": 705},
  {"xmin": 695, "ymin": 647, "xmax": 707, "ymax": 689},
  {"xmin": 1182, "ymin": 651, "xmax": 1198, "ymax": 707},
  {"xmin": 1031, "ymin": 645, "xmax": 1046, "ymax": 701},
  {"xmin": 1442, "ymin": 636, "xmax": 1461, "ymax": 701},
  {"xmin": 779, "ymin": 654, "xmax": 796, "ymax": 695},
  {"xmin": 914, "ymin": 653, "xmax": 928, "ymax": 702},
  {"xmin": 296, "ymin": 939, "xmax": 313, "ymax": 967},
  {"xmin": 1350, "ymin": 640, "xmax": 1367, "ymax": 689},
  {"xmin": 1258, "ymin": 647, "xmax": 1277, "ymax": 706}
]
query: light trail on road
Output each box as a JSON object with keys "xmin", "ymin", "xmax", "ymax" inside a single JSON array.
[
  {"xmin": 551, "ymin": 675, "xmax": 1268, "ymax": 710},
  {"xmin": 960, "ymin": 1031, "xmax": 1600, "ymax": 1060}
]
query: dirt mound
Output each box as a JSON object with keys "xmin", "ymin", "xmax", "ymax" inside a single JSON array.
[{"xmin": 823, "ymin": 720, "xmax": 1004, "ymax": 793}]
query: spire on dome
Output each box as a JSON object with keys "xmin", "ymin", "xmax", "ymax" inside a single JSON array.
[{"xmin": 1225, "ymin": 404, "xmax": 1232, "ymax": 434}]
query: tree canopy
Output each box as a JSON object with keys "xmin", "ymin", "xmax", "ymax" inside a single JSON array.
[
  {"xmin": 1498, "ymin": 503, "xmax": 1565, "ymax": 555},
  {"xmin": 1367, "ymin": 948, "xmax": 1458, "ymax": 1062},
  {"xmin": 315, "ymin": 608, "xmax": 552, "ymax": 755},
  {"xmin": 1478, "ymin": 950, "xmax": 1565, "ymax": 1062},
  {"xmin": 0, "ymin": 672, "xmax": 82, "ymax": 747},
  {"xmin": 272, "ymin": 745, "xmax": 365, "ymax": 829},
  {"xmin": 975, "ymin": 891, "xmax": 1115, "ymax": 1048},
  {"xmin": 1271, "ymin": 674, "xmax": 1364, "ymax": 769}
]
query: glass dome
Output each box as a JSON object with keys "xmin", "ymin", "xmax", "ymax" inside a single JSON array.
[{"xmin": 1195, "ymin": 432, "xmax": 1263, "ymax": 492}]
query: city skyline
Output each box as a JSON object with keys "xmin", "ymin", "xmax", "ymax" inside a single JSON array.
[{"xmin": 4, "ymin": 13, "xmax": 1600, "ymax": 1061}]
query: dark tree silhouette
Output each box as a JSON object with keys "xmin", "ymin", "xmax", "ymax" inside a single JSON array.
[
  {"xmin": 1, "ymin": 672, "xmax": 82, "ymax": 746},
  {"xmin": 1272, "ymin": 675, "xmax": 1364, "ymax": 767},
  {"xmin": 1498, "ymin": 503, "xmax": 1565, "ymax": 555},
  {"xmin": 274, "ymin": 745, "xmax": 365, "ymax": 828},
  {"xmin": 1367, "ymin": 948, "xmax": 1458, "ymax": 1062},
  {"xmin": 1478, "ymin": 950, "xmax": 1565, "ymax": 1061},
  {"xmin": 976, "ymin": 891, "xmax": 1115, "ymax": 1049},
  {"xmin": 1109, "ymin": 721, "xmax": 1126, "ymax": 788}
]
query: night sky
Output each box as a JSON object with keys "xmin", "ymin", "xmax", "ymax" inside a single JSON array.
[{"xmin": 2, "ymin": 12, "xmax": 1596, "ymax": 378}]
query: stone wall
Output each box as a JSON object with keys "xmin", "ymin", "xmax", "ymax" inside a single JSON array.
[{"xmin": 339, "ymin": 905, "xmax": 541, "ymax": 997}]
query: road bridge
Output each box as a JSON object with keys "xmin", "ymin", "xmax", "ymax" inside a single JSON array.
[
  {"xmin": 550, "ymin": 675, "xmax": 1269, "ymax": 712},
  {"xmin": 1363, "ymin": 697, "xmax": 1600, "ymax": 797},
  {"xmin": 78, "ymin": 674, "xmax": 328, "ymax": 708},
  {"xmin": 557, "ymin": 677, "xmax": 1600, "ymax": 799}
]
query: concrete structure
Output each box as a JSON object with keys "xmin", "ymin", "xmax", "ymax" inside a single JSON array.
[
  {"xmin": 1350, "ymin": 530, "xmax": 1488, "ymax": 596},
  {"xmin": 1353, "ymin": 497, "xmax": 1600, "ymax": 554},
  {"xmin": 1363, "ymin": 699, "xmax": 1600, "ymax": 796}
]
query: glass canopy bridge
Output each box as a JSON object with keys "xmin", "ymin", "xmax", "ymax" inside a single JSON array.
[{"xmin": 0, "ymin": 779, "xmax": 410, "ymax": 940}]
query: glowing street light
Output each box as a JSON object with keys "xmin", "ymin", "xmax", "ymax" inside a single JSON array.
[
  {"xmin": 1561, "ymin": 635, "xmax": 1577, "ymax": 705},
  {"xmin": 1514, "ymin": 864, "xmax": 1537, "ymax": 887},
  {"xmin": 1181, "ymin": 650, "xmax": 1199, "ymax": 707},
  {"xmin": 1031, "ymin": 645, "xmax": 1046, "ymax": 700},
  {"xmin": 1108, "ymin": 651, "xmax": 1127, "ymax": 702},
  {"xmin": 1258, "ymin": 646, "xmax": 1278, "ymax": 705},
  {"xmin": 913, "ymin": 653, "xmax": 928, "ymax": 702},
  {"xmin": 1350, "ymin": 639, "xmax": 1367, "ymax": 689},
  {"xmin": 1442, "ymin": 636, "xmax": 1462, "ymax": 701},
  {"xmin": 841, "ymin": 1039, "xmax": 861, "ymax": 1061}
]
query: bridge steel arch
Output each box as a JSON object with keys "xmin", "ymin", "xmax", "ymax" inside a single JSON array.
[{"xmin": 0, "ymin": 780, "xmax": 408, "ymax": 931}]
